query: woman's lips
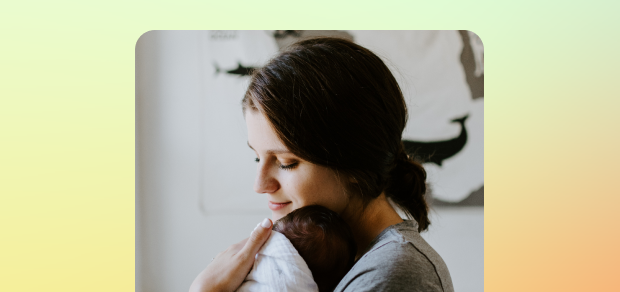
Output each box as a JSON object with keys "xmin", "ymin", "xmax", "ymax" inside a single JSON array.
[{"xmin": 268, "ymin": 201, "xmax": 291, "ymax": 211}]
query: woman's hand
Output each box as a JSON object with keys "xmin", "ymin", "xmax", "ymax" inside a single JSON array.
[{"xmin": 189, "ymin": 218, "xmax": 273, "ymax": 292}]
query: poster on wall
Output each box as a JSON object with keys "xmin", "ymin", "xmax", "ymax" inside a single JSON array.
[{"xmin": 199, "ymin": 30, "xmax": 484, "ymax": 214}]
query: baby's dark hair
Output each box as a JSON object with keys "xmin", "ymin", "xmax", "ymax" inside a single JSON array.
[{"xmin": 273, "ymin": 205, "xmax": 356, "ymax": 292}]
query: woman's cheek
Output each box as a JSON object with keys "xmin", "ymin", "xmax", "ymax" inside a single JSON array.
[{"xmin": 282, "ymin": 172, "xmax": 299, "ymax": 192}]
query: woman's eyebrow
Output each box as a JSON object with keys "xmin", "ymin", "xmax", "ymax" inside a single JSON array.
[{"xmin": 247, "ymin": 141, "xmax": 292, "ymax": 155}]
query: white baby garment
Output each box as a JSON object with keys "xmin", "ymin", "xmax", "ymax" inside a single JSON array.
[{"xmin": 236, "ymin": 230, "xmax": 319, "ymax": 292}]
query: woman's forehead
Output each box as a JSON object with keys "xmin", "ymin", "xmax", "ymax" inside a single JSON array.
[{"xmin": 245, "ymin": 110, "xmax": 288, "ymax": 153}]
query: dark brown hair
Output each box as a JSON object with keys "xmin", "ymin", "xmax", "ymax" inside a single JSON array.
[
  {"xmin": 243, "ymin": 37, "xmax": 429, "ymax": 231},
  {"xmin": 273, "ymin": 205, "xmax": 356, "ymax": 292}
]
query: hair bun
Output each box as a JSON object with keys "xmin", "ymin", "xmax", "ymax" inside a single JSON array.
[{"xmin": 386, "ymin": 145, "xmax": 430, "ymax": 232}]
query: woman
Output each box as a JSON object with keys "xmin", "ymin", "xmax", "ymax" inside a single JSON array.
[{"xmin": 190, "ymin": 37, "xmax": 454, "ymax": 292}]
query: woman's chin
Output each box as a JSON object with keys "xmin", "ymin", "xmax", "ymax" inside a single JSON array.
[
  {"xmin": 268, "ymin": 201, "xmax": 293, "ymax": 221},
  {"xmin": 271, "ymin": 211, "xmax": 286, "ymax": 222},
  {"xmin": 271, "ymin": 206, "xmax": 293, "ymax": 221}
]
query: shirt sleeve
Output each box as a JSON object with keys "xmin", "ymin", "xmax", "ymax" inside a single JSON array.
[{"xmin": 335, "ymin": 241, "xmax": 445, "ymax": 292}]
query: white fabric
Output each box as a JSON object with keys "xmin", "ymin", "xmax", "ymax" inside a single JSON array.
[{"xmin": 236, "ymin": 230, "xmax": 319, "ymax": 292}]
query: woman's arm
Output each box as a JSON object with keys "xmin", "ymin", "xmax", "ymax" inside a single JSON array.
[{"xmin": 189, "ymin": 218, "xmax": 273, "ymax": 292}]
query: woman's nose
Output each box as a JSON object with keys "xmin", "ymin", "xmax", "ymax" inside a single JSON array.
[{"xmin": 254, "ymin": 164, "xmax": 280, "ymax": 194}]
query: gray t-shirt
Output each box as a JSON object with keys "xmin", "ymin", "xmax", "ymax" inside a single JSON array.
[{"xmin": 334, "ymin": 220, "xmax": 454, "ymax": 292}]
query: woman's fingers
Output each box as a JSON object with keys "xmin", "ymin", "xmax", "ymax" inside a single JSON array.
[
  {"xmin": 239, "ymin": 218, "xmax": 272, "ymax": 261},
  {"xmin": 188, "ymin": 218, "xmax": 274, "ymax": 292}
]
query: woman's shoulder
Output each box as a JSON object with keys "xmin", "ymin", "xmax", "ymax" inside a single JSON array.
[{"xmin": 334, "ymin": 220, "xmax": 454, "ymax": 292}]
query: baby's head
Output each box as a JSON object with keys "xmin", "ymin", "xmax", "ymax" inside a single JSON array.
[{"xmin": 273, "ymin": 205, "xmax": 356, "ymax": 292}]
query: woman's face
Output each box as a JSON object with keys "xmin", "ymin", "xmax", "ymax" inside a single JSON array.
[{"xmin": 245, "ymin": 110, "xmax": 350, "ymax": 221}]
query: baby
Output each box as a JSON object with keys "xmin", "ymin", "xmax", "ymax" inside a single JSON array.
[{"xmin": 237, "ymin": 205, "xmax": 357, "ymax": 292}]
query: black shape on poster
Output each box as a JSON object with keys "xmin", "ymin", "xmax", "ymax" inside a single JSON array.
[
  {"xmin": 273, "ymin": 30, "xmax": 302, "ymax": 39},
  {"xmin": 459, "ymin": 30, "xmax": 484, "ymax": 100},
  {"xmin": 214, "ymin": 62, "xmax": 258, "ymax": 77},
  {"xmin": 403, "ymin": 114, "xmax": 469, "ymax": 167}
]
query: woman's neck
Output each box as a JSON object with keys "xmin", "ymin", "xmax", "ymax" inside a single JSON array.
[{"xmin": 343, "ymin": 193, "xmax": 404, "ymax": 260}]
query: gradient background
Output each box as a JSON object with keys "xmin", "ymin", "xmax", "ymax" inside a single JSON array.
[{"xmin": 1, "ymin": 1, "xmax": 619, "ymax": 292}]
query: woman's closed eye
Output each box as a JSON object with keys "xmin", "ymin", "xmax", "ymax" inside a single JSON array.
[
  {"xmin": 254, "ymin": 157, "xmax": 299, "ymax": 171},
  {"xmin": 278, "ymin": 161, "xmax": 299, "ymax": 170}
]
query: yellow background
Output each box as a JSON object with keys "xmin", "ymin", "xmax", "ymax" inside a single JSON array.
[{"xmin": 1, "ymin": 1, "xmax": 619, "ymax": 291}]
